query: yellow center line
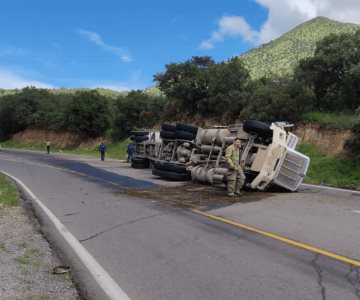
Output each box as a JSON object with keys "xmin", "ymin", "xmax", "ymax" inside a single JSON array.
[{"xmin": 191, "ymin": 208, "xmax": 360, "ymax": 267}]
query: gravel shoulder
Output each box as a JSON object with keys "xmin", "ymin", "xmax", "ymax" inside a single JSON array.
[{"xmin": 0, "ymin": 202, "xmax": 81, "ymax": 300}]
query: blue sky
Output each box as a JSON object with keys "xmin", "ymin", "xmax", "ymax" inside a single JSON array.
[{"xmin": 1, "ymin": 0, "xmax": 360, "ymax": 91}]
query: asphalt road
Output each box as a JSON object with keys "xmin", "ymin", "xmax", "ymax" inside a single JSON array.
[{"xmin": 0, "ymin": 149, "xmax": 359, "ymax": 300}]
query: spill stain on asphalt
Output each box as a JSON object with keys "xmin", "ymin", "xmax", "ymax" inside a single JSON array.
[{"xmin": 116, "ymin": 183, "xmax": 274, "ymax": 210}]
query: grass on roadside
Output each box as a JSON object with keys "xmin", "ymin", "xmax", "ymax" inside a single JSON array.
[
  {"xmin": 0, "ymin": 241, "xmax": 6, "ymax": 251},
  {"xmin": 61, "ymin": 139, "xmax": 129, "ymax": 160},
  {"xmin": 0, "ymin": 173, "xmax": 20, "ymax": 206},
  {"xmin": 0, "ymin": 139, "xmax": 129, "ymax": 160},
  {"xmin": 303, "ymin": 111, "xmax": 357, "ymax": 128},
  {"xmin": 297, "ymin": 143, "xmax": 360, "ymax": 190},
  {"xmin": 26, "ymin": 295, "xmax": 56, "ymax": 300}
]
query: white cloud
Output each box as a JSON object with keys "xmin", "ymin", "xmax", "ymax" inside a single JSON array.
[
  {"xmin": 78, "ymin": 29, "xmax": 133, "ymax": 63},
  {"xmin": 200, "ymin": 0, "xmax": 360, "ymax": 48},
  {"xmin": 0, "ymin": 69, "xmax": 54, "ymax": 89},
  {"xmin": 200, "ymin": 16, "xmax": 259, "ymax": 49}
]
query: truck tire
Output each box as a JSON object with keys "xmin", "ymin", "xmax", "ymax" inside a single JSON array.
[
  {"xmin": 174, "ymin": 130, "xmax": 196, "ymax": 141},
  {"xmin": 152, "ymin": 168, "xmax": 189, "ymax": 181},
  {"xmin": 153, "ymin": 162, "xmax": 187, "ymax": 174},
  {"xmin": 131, "ymin": 163, "xmax": 149, "ymax": 169},
  {"xmin": 131, "ymin": 157, "xmax": 149, "ymax": 164},
  {"xmin": 130, "ymin": 136, "xmax": 149, "ymax": 142},
  {"xmin": 243, "ymin": 120, "xmax": 272, "ymax": 138},
  {"xmin": 175, "ymin": 123, "xmax": 198, "ymax": 134},
  {"xmin": 129, "ymin": 130, "xmax": 149, "ymax": 136},
  {"xmin": 160, "ymin": 130, "xmax": 176, "ymax": 140},
  {"xmin": 131, "ymin": 158, "xmax": 150, "ymax": 168},
  {"xmin": 161, "ymin": 124, "xmax": 176, "ymax": 132}
]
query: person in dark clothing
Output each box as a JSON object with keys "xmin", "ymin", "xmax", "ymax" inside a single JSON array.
[
  {"xmin": 99, "ymin": 142, "xmax": 107, "ymax": 161},
  {"xmin": 127, "ymin": 142, "xmax": 135, "ymax": 163}
]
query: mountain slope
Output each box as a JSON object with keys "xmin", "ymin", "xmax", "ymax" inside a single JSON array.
[{"xmin": 240, "ymin": 16, "xmax": 360, "ymax": 79}]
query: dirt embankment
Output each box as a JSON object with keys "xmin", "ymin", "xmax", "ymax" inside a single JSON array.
[
  {"xmin": 12, "ymin": 128, "xmax": 110, "ymax": 149},
  {"xmin": 293, "ymin": 123, "xmax": 352, "ymax": 156}
]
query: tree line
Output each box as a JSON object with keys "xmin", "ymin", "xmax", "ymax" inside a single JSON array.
[
  {"xmin": 1, "ymin": 30, "xmax": 360, "ymax": 153},
  {"xmin": 0, "ymin": 88, "xmax": 166, "ymax": 141}
]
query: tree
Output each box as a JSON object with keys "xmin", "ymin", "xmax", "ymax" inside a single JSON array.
[
  {"xmin": 0, "ymin": 87, "xmax": 45, "ymax": 140},
  {"xmin": 154, "ymin": 56, "xmax": 215, "ymax": 113},
  {"xmin": 240, "ymin": 78, "xmax": 315, "ymax": 122},
  {"xmin": 19, "ymin": 87, "xmax": 58, "ymax": 127},
  {"xmin": 113, "ymin": 90, "xmax": 167, "ymax": 139},
  {"xmin": 198, "ymin": 57, "xmax": 251, "ymax": 116},
  {"xmin": 64, "ymin": 90, "xmax": 112, "ymax": 137},
  {"xmin": 295, "ymin": 30, "xmax": 360, "ymax": 111}
]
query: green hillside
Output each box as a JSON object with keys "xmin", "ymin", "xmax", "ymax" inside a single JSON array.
[
  {"xmin": 0, "ymin": 86, "xmax": 162, "ymax": 98},
  {"xmin": 241, "ymin": 16, "xmax": 360, "ymax": 79},
  {"xmin": 0, "ymin": 87, "xmax": 127, "ymax": 99}
]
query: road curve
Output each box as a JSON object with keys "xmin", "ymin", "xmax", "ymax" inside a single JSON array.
[{"xmin": 0, "ymin": 149, "xmax": 359, "ymax": 300}]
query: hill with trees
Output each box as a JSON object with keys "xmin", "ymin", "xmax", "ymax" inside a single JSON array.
[{"xmin": 240, "ymin": 16, "xmax": 360, "ymax": 79}]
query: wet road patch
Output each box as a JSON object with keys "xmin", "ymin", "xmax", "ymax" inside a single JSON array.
[{"xmin": 117, "ymin": 183, "xmax": 274, "ymax": 210}]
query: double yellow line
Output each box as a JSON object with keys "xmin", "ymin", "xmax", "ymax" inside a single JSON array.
[{"xmin": 191, "ymin": 209, "xmax": 360, "ymax": 267}]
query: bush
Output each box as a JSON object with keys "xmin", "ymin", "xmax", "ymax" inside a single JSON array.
[
  {"xmin": 64, "ymin": 90, "xmax": 112, "ymax": 137},
  {"xmin": 113, "ymin": 90, "xmax": 167, "ymax": 139}
]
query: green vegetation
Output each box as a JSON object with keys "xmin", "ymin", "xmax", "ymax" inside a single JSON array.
[
  {"xmin": 17, "ymin": 240, "xmax": 28, "ymax": 249},
  {"xmin": 113, "ymin": 90, "xmax": 167, "ymax": 139},
  {"xmin": 25, "ymin": 247, "xmax": 40, "ymax": 256},
  {"xmin": 303, "ymin": 112, "xmax": 357, "ymax": 128},
  {"xmin": 27, "ymin": 295, "xmax": 56, "ymax": 300},
  {"xmin": 1, "ymin": 140, "xmax": 54, "ymax": 152},
  {"xmin": 0, "ymin": 242, "xmax": 6, "ymax": 251},
  {"xmin": 0, "ymin": 87, "xmax": 166, "ymax": 141},
  {"xmin": 155, "ymin": 56, "xmax": 251, "ymax": 117},
  {"xmin": 297, "ymin": 143, "xmax": 360, "ymax": 189},
  {"xmin": 61, "ymin": 139, "xmax": 129, "ymax": 159},
  {"xmin": 15, "ymin": 243, "xmax": 42, "ymax": 276},
  {"xmin": 241, "ymin": 17, "xmax": 360, "ymax": 79},
  {"xmin": 15, "ymin": 255, "xmax": 31, "ymax": 265},
  {"xmin": 0, "ymin": 173, "xmax": 20, "ymax": 206}
]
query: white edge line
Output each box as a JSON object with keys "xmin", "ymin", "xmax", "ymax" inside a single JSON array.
[
  {"xmin": 301, "ymin": 183, "xmax": 360, "ymax": 195},
  {"xmin": 352, "ymin": 210, "xmax": 360, "ymax": 214},
  {"xmin": 1, "ymin": 170, "xmax": 131, "ymax": 300}
]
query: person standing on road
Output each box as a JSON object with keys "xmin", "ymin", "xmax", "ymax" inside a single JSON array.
[
  {"xmin": 127, "ymin": 142, "xmax": 135, "ymax": 163},
  {"xmin": 46, "ymin": 141, "xmax": 51, "ymax": 154},
  {"xmin": 225, "ymin": 137, "xmax": 246, "ymax": 197},
  {"xmin": 99, "ymin": 141, "xmax": 107, "ymax": 161}
]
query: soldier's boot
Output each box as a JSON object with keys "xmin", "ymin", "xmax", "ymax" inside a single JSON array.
[{"xmin": 227, "ymin": 180, "xmax": 236, "ymax": 197}]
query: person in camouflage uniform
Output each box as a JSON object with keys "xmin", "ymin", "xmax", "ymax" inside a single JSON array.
[{"xmin": 225, "ymin": 137, "xmax": 246, "ymax": 197}]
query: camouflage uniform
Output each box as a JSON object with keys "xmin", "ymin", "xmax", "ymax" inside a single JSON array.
[{"xmin": 225, "ymin": 143, "xmax": 245, "ymax": 196}]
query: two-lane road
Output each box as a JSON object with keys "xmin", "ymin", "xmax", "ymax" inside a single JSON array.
[{"xmin": 1, "ymin": 149, "xmax": 359, "ymax": 300}]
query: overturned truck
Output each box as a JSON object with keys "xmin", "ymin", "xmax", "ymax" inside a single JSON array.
[{"xmin": 132, "ymin": 120, "xmax": 310, "ymax": 192}]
